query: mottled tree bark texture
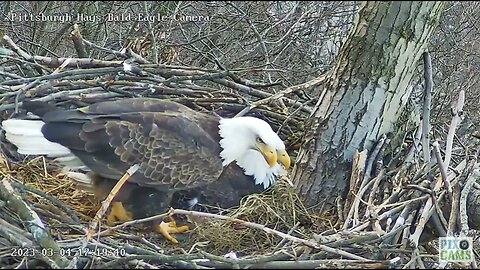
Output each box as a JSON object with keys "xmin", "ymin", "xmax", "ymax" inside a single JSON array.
[{"xmin": 293, "ymin": 2, "xmax": 444, "ymax": 209}]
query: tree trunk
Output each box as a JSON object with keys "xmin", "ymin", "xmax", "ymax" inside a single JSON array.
[{"xmin": 292, "ymin": 2, "xmax": 444, "ymax": 209}]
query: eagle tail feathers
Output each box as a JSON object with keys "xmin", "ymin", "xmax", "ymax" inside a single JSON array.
[{"xmin": 1, "ymin": 119, "xmax": 72, "ymax": 157}]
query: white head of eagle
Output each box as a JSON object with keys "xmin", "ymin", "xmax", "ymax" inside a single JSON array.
[{"xmin": 218, "ymin": 116, "xmax": 290, "ymax": 189}]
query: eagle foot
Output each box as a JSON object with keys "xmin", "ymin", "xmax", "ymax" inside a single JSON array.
[
  {"xmin": 106, "ymin": 202, "xmax": 133, "ymax": 225},
  {"xmin": 154, "ymin": 219, "xmax": 189, "ymax": 244}
]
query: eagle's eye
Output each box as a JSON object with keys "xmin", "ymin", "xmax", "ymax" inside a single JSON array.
[{"xmin": 256, "ymin": 137, "xmax": 265, "ymax": 144}]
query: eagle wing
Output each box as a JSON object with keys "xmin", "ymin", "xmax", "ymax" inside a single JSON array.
[{"xmin": 30, "ymin": 99, "xmax": 224, "ymax": 191}]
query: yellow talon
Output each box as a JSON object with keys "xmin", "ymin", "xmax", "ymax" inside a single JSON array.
[
  {"xmin": 106, "ymin": 203, "xmax": 189, "ymax": 244},
  {"xmin": 106, "ymin": 202, "xmax": 133, "ymax": 225},
  {"xmin": 154, "ymin": 220, "xmax": 189, "ymax": 244}
]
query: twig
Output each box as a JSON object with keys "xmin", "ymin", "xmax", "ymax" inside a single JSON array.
[
  {"xmin": 389, "ymin": 206, "xmax": 411, "ymax": 246},
  {"xmin": 344, "ymin": 150, "xmax": 367, "ymax": 221},
  {"xmin": 432, "ymin": 141, "xmax": 452, "ymax": 193},
  {"xmin": 197, "ymin": 249, "xmax": 290, "ymax": 267},
  {"xmin": 447, "ymin": 182, "xmax": 461, "ymax": 235},
  {"xmin": 405, "ymin": 248, "xmax": 424, "ymax": 269},
  {"xmin": 227, "ymin": 71, "xmax": 283, "ymax": 89},
  {"xmin": 70, "ymin": 24, "xmax": 88, "ymax": 58},
  {"xmin": 172, "ymin": 209, "xmax": 370, "ymax": 261},
  {"xmin": 254, "ymin": 258, "xmax": 400, "ymax": 269},
  {"xmin": 421, "ymin": 52, "xmax": 432, "ymax": 167},
  {"xmin": 399, "ymin": 214, "xmax": 415, "ymax": 265},
  {"xmin": 275, "ymin": 222, "xmax": 301, "ymax": 249},
  {"xmin": 143, "ymin": 2, "xmax": 159, "ymax": 64},
  {"xmin": 81, "ymin": 35, "xmax": 149, "ymax": 64},
  {"xmin": 94, "ymin": 212, "xmax": 170, "ymax": 237},
  {"xmin": 378, "ymin": 195, "xmax": 430, "ymax": 212},
  {"xmin": 405, "ymin": 124, "xmax": 423, "ymax": 164},
  {"xmin": 407, "ymin": 157, "xmax": 465, "ymax": 245},
  {"xmin": 0, "ymin": 217, "xmax": 34, "ymax": 246},
  {"xmin": 444, "ymin": 90, "xmax": 465, "ymax": 169},
  {"xmin": 86, "ymin": 164, "xmax": 139, "ymax": 240},
  {"xmin": 0, "ymin": 176, "xmax": 69, "ymax": 268},
  {"xmin": 366, "ymin": 169, "xmax": 385, "ymax": 218},
  {"xmin": 2, "ymin": 35, "xmax": 124, "ymax": 68},
  {"xmin": 345, "ymin": 174, "xmax": 378, "ymax": 229},
  {"xmin": 0, "ymin": 67, "xmax": 124, "ymax": 86},
  {"xmin": 431, "ymin": 198, "xmax": 448, "ymax": 237},
  {"xmin": 408, "ymin": 198, "xmax": 433, "ymax": 248},
  {"xmin": 235, "ymin": 74, "xmax": 326, "ymax": 117},
  {"xmin": 342, "ymin": 135, "xmax": 388, "ymax": 229},
  {"xmin": 408, "ymin": 189, "xmax": 449, "ymax": 248},
  {"xmin": 102, "ymin": 254, "xmax": 200, "ymax": 269},
  {"xmin": 360, "ymin": 134, "xmax": 387, "ymax": 189}
]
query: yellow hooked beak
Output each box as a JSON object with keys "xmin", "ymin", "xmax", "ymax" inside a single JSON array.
[
  {"xmin": 277, "ymin": 149, "xmax": 291, "ymax": 170},
  {"xmin": 256, "ymin": 142, "xmax": 277, "ymax": 168}
]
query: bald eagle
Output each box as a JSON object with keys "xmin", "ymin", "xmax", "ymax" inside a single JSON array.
[{"xmin": 1, "ymin": 98, "xmax": 290, "ymax": 241}]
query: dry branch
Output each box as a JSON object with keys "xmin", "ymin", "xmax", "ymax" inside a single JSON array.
[
  {"xmin": 87, "ymin": 164, "xmax": 139, "ymax": 240},
  {"xmin": 171, "ymin": 209, "xmax": 369, "ymax": 261},
  {"xmin": 444, "ymin": 89, "xmax": 465, "ymax": 168},
  {"xmin": 422, "ymin": 52, "xmax": 433, "ymax": 167},
  {"xmin": 0, "ymin": 177, "xmax": 69, "ymax": 268},
  {"xmin": 70, "ymin": 24, "xmax": 88, "ymax": 58},
  {"xmin": 2, "ymin": 35, "xmax": 124, "ymax": 68}
]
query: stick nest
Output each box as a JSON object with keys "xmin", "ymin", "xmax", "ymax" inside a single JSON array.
[{"xmin": 0, "ymin": 35, "xmax": 479, "ymax": 269}]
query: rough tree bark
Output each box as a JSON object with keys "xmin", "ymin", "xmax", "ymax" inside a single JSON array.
[{"xmin": 292, "ymin": 2, "xmax": 444, "ymax": 209}]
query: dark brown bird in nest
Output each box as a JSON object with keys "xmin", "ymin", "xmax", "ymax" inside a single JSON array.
[{"xmin": 1, "ymin": 98, "xmax": 290, "ymax": 243}]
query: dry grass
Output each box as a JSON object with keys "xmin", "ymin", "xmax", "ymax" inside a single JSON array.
[
  {"xmin": 1, "ymin": 155, "xmax": 99, "ymax": 222},
  {"xmin": 186, "ymin": 179, "xmax": 326, "ymax": 255}
]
